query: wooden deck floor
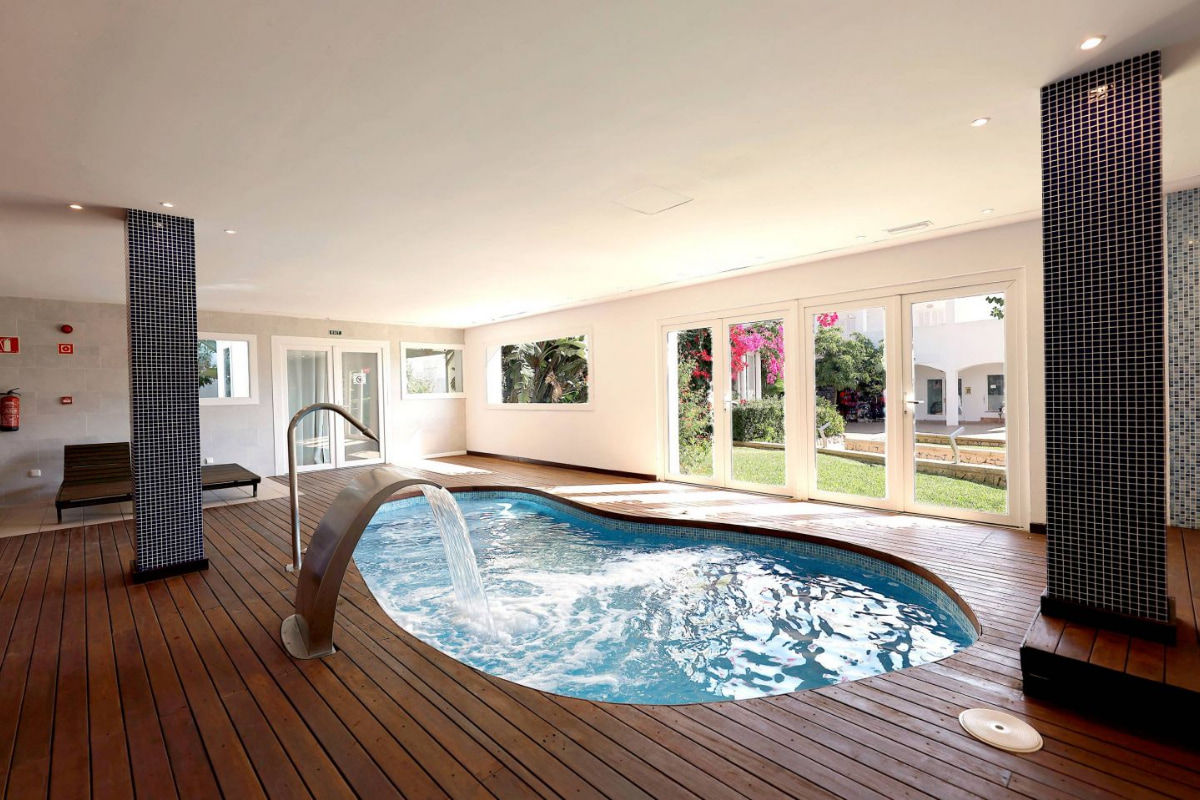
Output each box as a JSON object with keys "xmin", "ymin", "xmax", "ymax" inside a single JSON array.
[{"xmin": 2, "ymin": 455, "xmax": 1198, "ymax": 799}]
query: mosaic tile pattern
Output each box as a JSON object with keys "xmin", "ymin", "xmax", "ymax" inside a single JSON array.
[
  {"xmin": 1041, "ymin": 52, "xmax": 1169, "ymax": 622},
  {"xmin": 127, "ymin": 210, "xmax": 205, "ymax": 572},
  {"xmin": 377, "ymin": 490, "xmax": 979, "ymax": 637},
  {"xmin": 1169, "ymin": 188, "xmax": 1200, "ymax": 528}
]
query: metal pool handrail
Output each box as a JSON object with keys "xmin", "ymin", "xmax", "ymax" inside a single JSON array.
[{"xmin": 286, "ymin": 402, "xmax": 379, "ymax": 573}]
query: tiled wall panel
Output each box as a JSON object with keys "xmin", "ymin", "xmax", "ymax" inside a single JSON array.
[
  {"xmin": 1042, "ymin": 52, "xmax": 1169, "ymax": 622},
  {"xmin": 127, "ymin": 210, "xmax": 205, "ymax": 572},
  {"xmin": 1170, "ymin": 188, "xmax": 1200, "ymax": 528}
]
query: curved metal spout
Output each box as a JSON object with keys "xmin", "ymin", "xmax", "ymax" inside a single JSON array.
[
  {"xmin": 287, "ymin": 402, "xmax": 379, "ymax": 573},
  {"xmin": 281, "ymin": 468, "xmax": 444, "ymax": 659}
]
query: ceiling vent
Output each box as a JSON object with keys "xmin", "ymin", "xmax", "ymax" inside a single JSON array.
[
  {"xmin": 884, "ymin": 220, "xmax": 934, "ymax": 235},
  {"xmin": 615, "ymin": 186, "xmax": 693, "ymax": 215}
]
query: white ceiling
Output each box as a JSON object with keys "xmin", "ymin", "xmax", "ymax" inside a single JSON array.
[{"xmin": 3, "ymin": 0, "xmax": 1200, "ymax": 327}]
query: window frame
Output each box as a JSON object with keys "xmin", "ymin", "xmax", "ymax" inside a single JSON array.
[
  {"xmin": 483, "ymin": 327, "xmax": 594, "ymax": 411},
  {"xmin": 400, "ymin": 341, "xmax": 467, "ymax": 400},
  {"xmin": 197, "ymin": 331, "xmax": 259, "ymax": 406}
]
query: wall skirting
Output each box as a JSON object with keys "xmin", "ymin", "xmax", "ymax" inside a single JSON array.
[{"xmin": 465, "ymin": 451, "xmax": 656, "ymax": 482}]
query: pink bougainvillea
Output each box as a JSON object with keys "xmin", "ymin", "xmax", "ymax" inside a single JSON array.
[
  {"xmin": 816, "ymin": 312, "xmax": 839, "ymax": 328},
  {"xmin": 729, "ymin": 322, "xmax": 785, "ymax": 385}
]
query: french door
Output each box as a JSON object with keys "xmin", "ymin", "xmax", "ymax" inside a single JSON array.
[
  {"xmin": 801, "ymin": 281, "xmax": 1020, "ymax": 525},
  {"xmin": 272, "ymin": 338, "xmax": 390, "ymax": 474},
  {"xmin": 662, "ymin": 306, "xmax": 798, "ymax": 496}
]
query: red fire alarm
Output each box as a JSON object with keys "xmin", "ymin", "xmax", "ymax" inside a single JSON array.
[
  {"xmin": 61, "ymin": 396, "xmax": 73, "ymax": 405},
  {"xmin": 60, "ymin": 324, "xmax": 73, "ymax": 334},
  {"xmin": 58, "ymin": 343, "xmax": 74, "ymax": 355}
]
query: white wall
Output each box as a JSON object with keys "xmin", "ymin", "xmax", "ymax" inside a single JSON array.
[
  {"xmin": 0, "ymin": 297, "xmax": 466, "ymax": 504},
  {"xmin": 465, "ymin": 220, "xmax": 1046, "ymax": 523}
]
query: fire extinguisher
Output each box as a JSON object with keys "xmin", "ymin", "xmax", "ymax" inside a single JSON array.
[{"xmin": 1, "ymin": 389, "xmax": 19, "ymax": 432}]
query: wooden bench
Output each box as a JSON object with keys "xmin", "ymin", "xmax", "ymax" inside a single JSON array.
[
  {"xmin": 56, "ymin": 443, "xmax": 133, "ymax": 522},
  {"xmin": 55, "ymin": 442, "xmax": 261, "ymax": 521},
  {"xmin": 201, "ymin": 463, "xmax": 261, "ymax": 497}
]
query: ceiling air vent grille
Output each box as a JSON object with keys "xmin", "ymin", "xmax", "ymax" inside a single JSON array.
[{"xmin": 884, "ymin": 220, "xmax": 934, "ymax": 235}]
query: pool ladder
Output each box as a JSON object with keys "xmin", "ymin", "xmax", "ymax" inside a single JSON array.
[{"xmin": 285, "ymin": 402, "xmax": 381, "ymax": 573}]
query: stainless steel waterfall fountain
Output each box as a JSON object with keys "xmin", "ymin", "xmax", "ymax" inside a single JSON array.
[
  {"xmin": 281, "ymin": 467, "xmax": 447, "ymax": 659},
  {"xmin": 286, "ymin": 402, "xmax": 379, "ymax": 573}
]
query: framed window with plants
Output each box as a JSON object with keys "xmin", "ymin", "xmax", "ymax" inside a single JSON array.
[
  {"xmin": 401, "ymin": 342, "xmax": 466, "ymax": 399},
  {"xmin": 197, "ymin": 332, "xmax": 258, "ymax": 405},
  {"xmin": 484, "ymin": 332, "xmax": 591, "ymax": 409}
]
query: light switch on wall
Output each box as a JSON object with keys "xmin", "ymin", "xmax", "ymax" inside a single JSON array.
[
  {"xmin": 204, "ymin": 457, "xmax": 215, "ymax": 464},
  {"xmin": 28, "ymin": 469, "xmax": 41, "ymax": 478}
]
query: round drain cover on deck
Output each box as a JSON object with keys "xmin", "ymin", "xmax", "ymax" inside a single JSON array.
[{"xmin": 959, "ymin": 708, "xmax": 1043, "ymax": 753}]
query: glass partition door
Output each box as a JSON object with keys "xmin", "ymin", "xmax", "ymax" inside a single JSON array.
[
  {"xmin": 902, "ymin": 287, "xmax": 1014, "ymax": 524},
  {"xmin": 664, "ymin": 321, "xmax": 723, "ymax": 486},
  {"xmin": 663, "ymin": 308, "xmax": 796, "ymax": 496},
  {"xmin": 723, "ymin": 312, "xmax": 795, "ymax": 495},
  {"xmin": 803, "ymin": 298, "xmax": 901, "ymax": 510},
  {"xmin": 273, "ymin": 338, "xmax": 389, "ymax": 473},
  {"xmin": 338, "ymin": 349, "xmax": 384, "ymax": 466}
]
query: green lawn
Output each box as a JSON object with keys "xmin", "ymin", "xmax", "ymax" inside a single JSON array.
[
  {"xmin": 732, "ymin": 447, "xmax": 1007, "ymax": 514},
  {"xmin": 732, "ymin": 446, "xmax": 787, "ymax": 485}
]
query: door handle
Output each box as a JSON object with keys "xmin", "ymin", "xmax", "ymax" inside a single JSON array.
[{"xmin": 905, "ymin": 399, "xmax": 924, "ymax": 404}]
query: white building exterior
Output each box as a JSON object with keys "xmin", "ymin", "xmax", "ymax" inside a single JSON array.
[{"xmin": 835, "ymin": 296, "xmax": 1006, "ymax": 427}]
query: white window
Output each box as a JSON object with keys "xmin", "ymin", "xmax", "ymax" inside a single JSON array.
[
  {"xmin": 485, "ymin": 333, "xmax": 591, "ymax": 408},
  {"xmin": 198, "ymin": 332, "xmax": 258, "ymax": 405},
  {"xmin": 401, "ymin": 343, "xmax": 465, "ymax": 399}
]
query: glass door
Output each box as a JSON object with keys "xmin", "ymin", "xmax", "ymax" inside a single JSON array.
[
  {"xmin": 664, "ymin": 321, "xmax": 724, "ymax": 486},
  {"xmin": 335, "ymin": 347, "xmax": 386, "ymax": 466},
  {"xmin": 274, "ymin": 338, "xmax": 389, "ymax": 474},
  {"xmin": 722, "ymin": 311, "xmax": 795, "ymax": 495},
  {"xmin": 284, "ymin": 346, "xmax": 335, "ymax": 471},
  {"xmin": 803, "ymin": 298, "xmax": 901, "ymax": 510},
  {"xmin": 902, "ymin": 286, "xmax": 1015, "ymax": 524},
  {"xmin": 662, "ymin": 307, "xmax": 795, "ymax": 495}
]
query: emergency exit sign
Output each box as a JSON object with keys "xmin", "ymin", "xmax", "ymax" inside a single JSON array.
[{"xmin": 328, "ymin": 330, "xmax": 342, "ymax": 336}]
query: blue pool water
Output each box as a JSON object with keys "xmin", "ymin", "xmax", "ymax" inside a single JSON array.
[{"xmin": 354, "ymin": 492, "xmax": 977, "ymax": 704}]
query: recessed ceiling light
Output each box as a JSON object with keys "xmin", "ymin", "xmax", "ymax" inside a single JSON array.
[
  {"xmin": 223, "ymin": 229, "xmax": 237, "ymax": 234},
  {"xmin": 159, "ymin": 201, "xmax": 174, "ymax": 208},
  {"xmin": 68, "ymin": 204, "xmax": 83, "ymax": 210},
  {"xmin": 855, "ymin": 235, "xmax": 867, "ymax": 240},
  {"xmin": 1080, "ymin": 35, "xmax": 1106, "ymax": 51},
  {"xmin": 970, "ymin": 117, "xmax": 991, "ymax": 127},
  {"xmin": 982, "ymin": 208, "xmax": 994, "ymax": 214}
]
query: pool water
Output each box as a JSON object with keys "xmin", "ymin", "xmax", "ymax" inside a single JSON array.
[{"xmin": 354, "ymin": 492, "xmax": 977, "ymax": 704}]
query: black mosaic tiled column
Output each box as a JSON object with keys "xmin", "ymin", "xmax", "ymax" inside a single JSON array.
[
  {"xmin": 1041, "ymin": 52, "xmax": 1171, "ymax": 638},
  {"xmin": 127, "ymin": 209, "xmax": 207, "ymax": 582},
  {"xmin": 1168, "ymin": 188, "xmax": 1200, "ymax": 529}
]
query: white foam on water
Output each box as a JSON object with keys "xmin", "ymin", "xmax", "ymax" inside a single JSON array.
[{"xmin": 356, "ymin": 496, "xmax": 975, "ymax": 703}]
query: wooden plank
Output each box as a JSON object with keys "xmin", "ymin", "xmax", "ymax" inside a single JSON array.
[
  {"xmin": 1125, "ymin": 637, "xmax": 1166, "ymax": 683},
  {"xmin": 2, "ymin": 459, "xmax": 1199, "ymax": 800},
  {"xmin": 49, "ymin": 529, "xmax": 90, "ymax": 800},
  {"xmin": 1166, "ymin": 528, "xmax": 1200, "ymax": 691},
  {"xmin": 109, "ymin": 519, "xmax": 222, "ymax": 799},
  {"xmin": 82, "ymin": 526, "xmax": 136, "ymax": 799},
  {"xmin": 6, "ymin": 530, "xmax": 69, "ymax": 797},
  {"xmin": 142, "ymin": 577, "xmax": 267, "ymax": 799},
  {"xmin": 97, "ymin": 523, "xmax": 178, "ymax": 799},
  {"xmin": 1089, "ymin": 629, "xmax": 1130, "ymax": 672},
  {"xmin": 1054, "ymin": 624, "xmax": 1097, "ymax": 661}
]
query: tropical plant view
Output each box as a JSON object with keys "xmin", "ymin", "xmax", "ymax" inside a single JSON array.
[{"xmin": 501, "ymin": 336, "xmax": 589, "ymax": 404}]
